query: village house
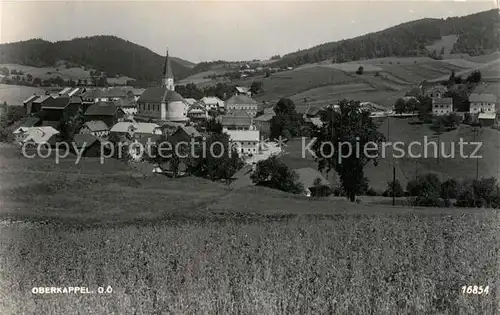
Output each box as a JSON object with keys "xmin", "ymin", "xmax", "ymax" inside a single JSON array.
[
  {"xmin": 200, "ymin": 96, "xmax": 224, "ymax": 112},
  {"xmin": 225, "ymin": 129, "xmax": 260, "ymax": 156},
  {"xmin": 20, "ymin": 126, "xmax": 60, "ymax": 146},
  {"xmin": 78, "ymin": 120, "xmax": 110, "ymax": 138},
  {"xmin": 23, "ymin": 95, "xmax": 41, "ymax": 115},
  {"xmin": 29, "ymin": 95, "xmax": 54, "ymax": 115},
  {"xmin": 432, "ymin": 97, "xmax": 453, "ymax": 116},
  {"xmin": 126, "ymin": 88, "xmax": 145, "ymax": 102},
  {"xmin": 110, "ymin": 121, "xmax": 162, "ymax": 140},
  {"xmin": 225, "ymin": 94, "xmax": 259, "ymax": 117},
  {"xmin": 425, "ymin": 85, "xmax": 447, "ymax": 98},
  {"xmin": 234, "ymin": 86, "xmax": 252, "ymax": 97},
  {"xmin": 219, "ymin": 109, "xmax": 253, "ymax": 130},
  {"xmin": 12, "ymin": 116, "xmax": 43, "ymax": 143},
  {"xmin": 187, "ymin": 102, "xmax": 209, "ymax": 122},
  {"xmin": 478, "ymin": 112, "xmax": 497, "ymax": 127},
  {"xmin": 39, "ymin": 96, "xmax": 82, "ymax": 126},
  {"xmin": 469, "ymin": 93, "xmax": 497, "ymax": 114},
  {"xmin": 294, "ymin": 167, "xmax": 332, "ymax": 197},
  {"xmin": 84, "ymin": 102, "xmax": 125, "ymax": 127},
  {"xmin": 136, "ymin": 52, "xmax": 189, "ymax": 123},
  {"xmin": 253, "ymin": 113, "xmax": 273, "ymax": 139},
  {"xmin": 184, "ymin": 98, "xmax": 198, "ymax": 106}
]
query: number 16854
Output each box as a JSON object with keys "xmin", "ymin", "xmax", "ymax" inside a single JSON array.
[{"xmin": 462, "ymin": 285, "xmax": 489, "ymax": 295}]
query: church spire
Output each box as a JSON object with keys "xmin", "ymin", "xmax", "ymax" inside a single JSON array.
[
  {"xmin": 162, "ymin": 48, "xmax": 175, "ymax": 90},
  {"xmin": 163, "ymin": 49, "xmax": 173, "ymax": 79}
]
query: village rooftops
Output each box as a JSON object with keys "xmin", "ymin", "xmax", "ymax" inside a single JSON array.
[
  {"xmin": 470, "ymin": 93, "xmax": 497, "ymax": 103},
  {"xmin": 23, "ymin": 94, "xmax": 40, "ymax": 104},
  {"xmin": 226, "ymin": 94, "xmax": 258, "ymax": 105},
  {"xmin": 41, "ymin": 96, "xmax": 72, "ymax": 109},
  {"xmin": 225, "ymin": 130, "xmax": 260, "ymax": 142},
  {"xmin": 22, "ymin": 126, "xmax": 60, "ymax": 144},
  {"xmin": 184, "ymin": 98, "xmax": 198, "ymax": 105},
  {"xmin": 254, "ymin": 113, "xmax": 274, "ymax": 122},
  {"xmin": 73, "ymin": 133, "xmax": 100, "ymax": 148},
  {"xmin": 84, "ymin": 102, "xmax": 121, "ymax": 116},
  {"xmin": 33, "ymin": 95, "xmax": 54, "ymax": 104},
  {"xmin": 137, "ymin": 87, "xmax": 185, "ymax": 103},
  {"xmin": 235, "ymin": 86, "xmax": 250, "ymax": 94},
  {"xmin": 110, "ymin": 122, "xmax": 161, "ymax": 134},
  {"xmin": 83, "ymin": 120, "xmax": 109, "ymax": 132},
  {"xmin": 174, "ymin": 125, "xmax": 202, "ymax": 138},
  {"xmin": 432, "ymin": 98, "xmax": 453, "ymax": 105}
]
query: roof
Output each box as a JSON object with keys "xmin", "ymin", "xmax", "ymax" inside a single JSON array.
[
  {"xmin": 59, "ymin": 87, "xmax": 72, "ymax": 95},
  {"xmin": 103, "ymin": 88, "xmax": 128, "ymax": 98},
  {"xmin": 225, "ymin": 130, "xmax": 260, "ymax": 142},
  {"xmin": 478, "ymin": 112, "xmax": 496, "ymax": 120},
  {"xmin": 188, "ymin": 103, "xmax": 207, "ymax": 113},
  {"xmin": 263, "ymin": 107, "xmax": 276, "ymax": 115},
  {"xmin": 41, "ymin": 120, "xmax": 60, "ymax": 129},
  {"xmin": 113, "ymin": 98, "xmax": 135, "ymax": 107},
  {"xmin": 110, "ymin": 122, "xmax": 160, "ymax": 134},
  {"xmin": 235, "ymin": 86, "xmax": 250, "ymax": 93},
  {"xmin": 41, "ymin": 96, "xmax": 70, "ymax": 109},
  {"xmin": 184, "ymin": 98, "xmax": 197, "ymax": 105},
  {"xmin": 84, "ymin": 102, "xmax": 120, "ymax": 116},
  {"xmin": 163, "ymin": 51, "xmax": 174, "ymax": 78},
  {"xmin": 73, "ymin": 133, "xmax": 99, "ymax": 148},
  {"xmin": 305, "ymin": 106, "xmax": 322, "ymax": 116},
  {"xmin": 427, "ymin": 86, "xmax": 447, "ymax": 93},
  {"xmin": 17, "ymin": 116, "xmax": 41, "ymax": 128},
  {"xmin": 309, "ymin": 117, "xmax": 323, "ymax": 127},
  {"xmin": 22, "ymin": 127, "xmax": 60, "ymax": 144},
  {"xmin": 254, "ymin": 113, "xmax": 274, "ymax": 122},
  {"xmin": 294, "ymin": 167, "xmax": 331, "ymax": 189},
  {"xmin": 174, "ymin": 125, "xmax": 202, "ymax": 138},
  {"xmin": 23, "ymin": 94, "xmax": 39, "ymax": 104},
  {"xmin": 432, "ymin": 98, "xmax": 453, "ymax": 106},
  {"xmin": 81, "ymin": 88, "xmax": 103, "ymax": 99},
  {"xmin": 220, "ymin": 115, "xmax": 252, "ymax": 127},
  {"xmin": 68, "ymin": 88, "xmax": 83, "ymax": 97},
  {"xmin": 470, "ymin": 93, "xmax": 497, "ymax": 103},
  {"xmin": 32, "ymin": 95, "xmax": 53, "ymax": 104},
  {"xmin": 83, "ymin": 120, "xmax": 109, "ymax": 132},
  {"xmin": 128, "ymin": 88, "xmax": 145, "ymax": 96},
  {"xmin": 226, "ymin": 94, "xmax": 258, "ymax": 105},
  {"xmin": 138, "ymin": 87, "xmax": 185, "ymax": 103},
  {"xmin": 201, "ymin": 96, "xmax": 223, "ymax": 105}
]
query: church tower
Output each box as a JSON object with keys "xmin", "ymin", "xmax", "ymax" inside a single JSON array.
[{"xmin": 162, "ymin": 49, "xmax": 175, "ymax": 91}]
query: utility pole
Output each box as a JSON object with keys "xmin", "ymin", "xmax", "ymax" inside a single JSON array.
[{"xmin": 474, "ymin": 127, "xmax": 479, "ymax": 182}]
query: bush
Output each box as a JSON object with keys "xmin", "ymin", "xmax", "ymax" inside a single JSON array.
[
  {"xmin": 440, "ymin": 179, "xmax": 458, "ymax": 199},
  {"xmin": 384, "ymin": 180, "xmax": 404, "ymax": 197},
  {"xmin": 356, "ymin": 66, "xmax": 364, "ymax": 75},
  {"xmin": 366, "ymin": 187, "xmax": 380, "ymax": 196}
]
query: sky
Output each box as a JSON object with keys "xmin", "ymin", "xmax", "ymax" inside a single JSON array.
[{"xmin": 0, "ymin": 1, "xmax": 497, "ymax": 63}]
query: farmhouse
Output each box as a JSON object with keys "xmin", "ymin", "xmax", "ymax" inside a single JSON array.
[
  {"xmin": 110, "ymin": 122, "xmax": 162, "ymax": 141},
  {"xmin": 293, "ymin": 167, "xmax": 332, "ymax": 197},
  {"xmin": 234, "ymin": 86, "xmax": 252, "ymax": 97},
  {"xmin": 30, "ymin": 95, "xmax": 54, "ymax": 114},
  {"xmin": 432, "ymin": 97, "xmax": 453, "ymax": 116},
  {"xmin": 225, "ymin": 129, "xmax": 260, "ymax": 156},
  {"xmin": 136, "ymin": 51, "xmax": 189, "ymax": 123},
  {"xmin": 23, "ymin": 95, "xmax": 41, "ymax": 114},
  {"xmin": 84, "ymin": 102, "xmax": 125, "ymax": 127},
  {"xmin": 170, "ymin": 125, "xmax": 202, "ymax": 143},
  {"xmin": 79, "ymin": 120, "xmax": 109, "ymax": 138},
  {"xmin": 184, "ymin": 98, "xmax": 198, "ymax": 106},
  {"xmin": 469, "ymin": 93, "xmax": 496, "ymax": 114},
  {"xmin": 219, "ymin": 110, "xmax": 253, "ymax": 130},
  {"xmin": 225, "ymin": 94, "xmax": 258, "ymax": 117}
]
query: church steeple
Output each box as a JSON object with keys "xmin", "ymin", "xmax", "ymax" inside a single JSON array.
[{"xmin": 162, "ymin": 49, "xmax": 174, "ymax": 90}]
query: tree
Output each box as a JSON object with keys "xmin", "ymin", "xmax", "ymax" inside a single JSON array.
[
  {"xmin": 455, "ymin": 178, "xmax": 500, "ymax": 208},
  {"xmin": 406, "ymin": 98, "xmax": 419, "ymax": 113},
  {"xmin": 440, "ymin": 46, "xmax": 445, "ymax": 55},
  {"xmin": 394, "ymin": 98, "xmax": 407, "ymax": 114},
  {"xmin": 312, "ymin": 100, "xmax": 385, "ymax": 201},
  {"xmin": 384, "ymin": 179, "xmax": 404, "ymax": 197},
  {"xmin": 250, "ymin": 156, "xmax": 304, "ymax": 194},
  {"xmin": 440, "ymin": 179, "xmax": 458, "ymax": 199},
  {"xmin": 356, "ymin": 66, "xmax": 364, "ymax": 75},
  {"xmin": 270, "ymin": 98, "xmax": 301, "ymax": 139},
  {"xmin": 250, "ymin": 81, "xmax": 263, "ymax": 95},
  {"xmin": 466, "ymin": 70, "xmax": 482, "ymax": 84}
]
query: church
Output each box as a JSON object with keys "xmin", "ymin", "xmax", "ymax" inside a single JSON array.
[{"xmin": 136, "ymin": 51, "xmax": 189, "ymax": 123}]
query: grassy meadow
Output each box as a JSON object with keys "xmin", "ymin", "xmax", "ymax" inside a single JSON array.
[{"xmin": 1, "ymin": 143, "xmax": 500, "ymax": 313}]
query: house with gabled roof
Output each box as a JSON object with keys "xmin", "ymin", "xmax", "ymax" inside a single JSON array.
[
  {"xmin": 23, "ymin": 94, "xmax": 41, "ymax": 114},
  {"xmin": 234, "ymin": 86, "xmax": 251, "ymax": 97},
  {"xmin": 72, "ymin": 133, "xmax": 108, "ymax": 157},
  {"xmin": 187, "ymin": 102, "xmax": 209, "ymax": 121},
  {"xmin": 469, "ymin": 93, "xmax": 496, "ymax": 114},
  {"xmin": 218, "ymin": 109, "xmax": 253, "ymax": 131},
  {"xmin": 21, "ymin": 126, "xmax": 60, "ymax": 146},
  {"xmin": 39, "ymin": 96, "xmax": 82, "ymax": 126},
  {"xmin": 79, "ymin": 120, "xmax": 110, "ymax": 138},
  {"xmin": 84, "ymin": 101, "xmax": 125, "ymax": 127},
  {"xmin": 200, "ymin": 96, "xmax": 224, "ymax": 111}
]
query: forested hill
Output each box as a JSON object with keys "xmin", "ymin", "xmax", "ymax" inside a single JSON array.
[
  {"xmin": 273, "ymin": 9, "xmax": 500, "ymax": 67},
  {"xmin": 0, "ymin": 36, "xmax": 194, "ymax": 81}
]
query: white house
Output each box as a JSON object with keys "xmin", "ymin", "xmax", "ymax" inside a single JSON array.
[
  {"xmin": 225, "ymin": 94, "xmax": 259, "ymax": 117},
  {"xmin": 21, "ymin": 126, "xmax": 60, "ymax": 146},
  {"xmin": 200, "ymin": 96, "xmax": 224, "ymax": 111},
  {"xmin": 469, "ymin": 93, "xmax": 496, "ymax": 114},
  {"xmin": 225, "ymin": 130, "xmax": 260, "ymax": 156},
  {"xmin": 432, "ymin": 97, "xmax": 453, "ymax": 116}
]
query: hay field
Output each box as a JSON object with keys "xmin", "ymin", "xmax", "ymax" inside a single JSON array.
[{"xmin": 0, "ymin": 84, "xmax": 45, "ymax": 106}]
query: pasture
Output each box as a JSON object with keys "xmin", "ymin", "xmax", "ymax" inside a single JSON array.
[
  {"xmin": 281, "ymin": 118, "xmax": 500, "ymax": 192},
  {"xmin": 0, "ymin": 84, "xmax": 45, "ymax": 106},
  {"xmin": 425, "ymin": 35, "xmax": 459, "ymax": 56}
]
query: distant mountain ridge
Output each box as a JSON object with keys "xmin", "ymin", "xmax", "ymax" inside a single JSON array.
[
  {"xmin": 0, "ymin": 36, "xmax": 194, "ymax": 82},
  {"xmin": 272, "ymin": 9, "xmax": 500, "ymax": 67}
]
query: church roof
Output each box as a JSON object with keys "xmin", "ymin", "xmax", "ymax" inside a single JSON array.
[
  {"xmin": 138, "ymin": 88, "xmax": 185, "ymax": 103},
  {"xmin": 163, "ymin": 51, "xmax": 174, "ymax": 78}
]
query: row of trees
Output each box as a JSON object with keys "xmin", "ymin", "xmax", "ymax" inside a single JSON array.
[
  {"xmin": 1, "ymin": 74, "xmax": 108, "ymax": 88},
  {"xmin": 386, "ymin": 174, "xmax": 500, "ymax": 208}
]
